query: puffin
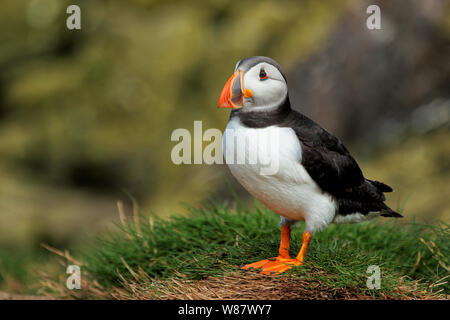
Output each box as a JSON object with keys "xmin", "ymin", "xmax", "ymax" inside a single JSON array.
[{"xmin": 218, "ymin": 56, "xmax": 402, "ymax": 275}]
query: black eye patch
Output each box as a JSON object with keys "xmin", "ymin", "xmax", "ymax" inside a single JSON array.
[{"xmin": 259, "ymin": 68, "xmax": 268, "ymax": 80}]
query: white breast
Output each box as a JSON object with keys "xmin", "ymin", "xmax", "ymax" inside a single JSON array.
[{"xmin": 223, "ymin": 117, "xmax": 337, "ymax": 233}]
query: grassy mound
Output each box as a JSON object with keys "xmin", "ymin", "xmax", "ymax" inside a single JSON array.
[{"xmin": 82, "ymin": 203, "xmax": 449, "ymax": 299}]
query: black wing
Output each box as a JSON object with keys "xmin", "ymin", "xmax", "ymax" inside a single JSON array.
[{"xmin": 286, "ymin": 111, "xmax": 401, "ymax": 217}]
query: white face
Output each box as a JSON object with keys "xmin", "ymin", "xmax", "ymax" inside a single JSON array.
[{"xmin": 242, "ymin": 62, "xmax": 288, "ymax": 111}]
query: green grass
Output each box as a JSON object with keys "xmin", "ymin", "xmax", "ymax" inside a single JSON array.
[
  {"xmin": 82, "ymin": 202, "xmax": 449, "ymax": 298},
  {"xmin": 0, "ymin": 247, "xmax": 55, "ymax": 294},
  {"xmin": 0, "ymin": 248, "xmax": 33, "ymax": 291}
]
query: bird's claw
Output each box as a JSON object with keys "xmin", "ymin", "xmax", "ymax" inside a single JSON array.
[{"xmin": 240, "ymin": 256, "xmax": 303, "ymax": 275}]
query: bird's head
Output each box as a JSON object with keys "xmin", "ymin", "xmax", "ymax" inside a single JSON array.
[{"xmin": 218, "ymin": 56, "xmax": 288, "ymax": 112}]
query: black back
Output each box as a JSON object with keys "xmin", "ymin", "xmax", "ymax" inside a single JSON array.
[{"xmin": 231, "ymin": 97, "xmax": 402, "ymax": 217}]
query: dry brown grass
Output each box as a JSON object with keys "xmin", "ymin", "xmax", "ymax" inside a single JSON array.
[
  {"xmin": 0, "ymin": 291, "xmax": 53, "ymax": 300},
  {"xmin": 34, "ymin": 241, "xmax": 449, "ymax": 300},
  {"xmin": 38, "ymin": 268, "xmax": 447, "ymax": 300},
  {"xmin": 111, "ymin": 272, "xmax": 449, "ymax": 300}
]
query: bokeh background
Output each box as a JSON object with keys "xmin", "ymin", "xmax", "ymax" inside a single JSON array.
[{"xmin": 0, "ymin": 0, "xmax": 449, "ymax": 292}]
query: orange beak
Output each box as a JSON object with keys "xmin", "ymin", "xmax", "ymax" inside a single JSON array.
[{"xmin": 218, "ymin": 70, "xmax": 252, "ymax": 108}]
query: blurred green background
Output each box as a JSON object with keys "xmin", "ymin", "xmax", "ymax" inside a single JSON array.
[{"xmin": 0, "ymin": 0, "xmax": 449, "ymax": 292}]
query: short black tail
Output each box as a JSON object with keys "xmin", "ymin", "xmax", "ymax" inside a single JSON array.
[
  {"xmin": 369, "ymin": 179, "xmax": 393, "ymax": 193},
  {"xmin": 367, "ymin": 180, "xmax": 402, "ymax": 217},
  {"xmin": 380, "ymin": 206, "xmax": 403, "ymax": 218}
]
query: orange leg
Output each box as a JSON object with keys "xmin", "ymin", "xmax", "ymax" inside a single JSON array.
[
  {"xmin": 241, "ymin": 226, "xmax": 312, "ymax": 275},
  {"xmin": 278, "ymin": 224, "xmax": 291, "ymax": 258},
  {"xmin": 296, "ymin": 231, "xmax": 312, "ymax": 263}
]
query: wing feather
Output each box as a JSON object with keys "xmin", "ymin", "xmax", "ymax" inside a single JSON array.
[{"xmin": 286, "ymin": 111, "xmax": 400, "ymax": 217}]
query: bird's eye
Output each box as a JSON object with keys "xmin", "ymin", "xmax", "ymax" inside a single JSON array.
[{"xmin": 259, "ymin": 68, "xmax": 268, "ymax": 80}]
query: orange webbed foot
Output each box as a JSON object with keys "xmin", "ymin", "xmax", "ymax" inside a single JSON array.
[{"xmin": 240, "ymin": 256, "xmax": 303, "ymax": 275}]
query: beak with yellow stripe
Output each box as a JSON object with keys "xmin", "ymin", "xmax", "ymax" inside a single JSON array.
[{"xmin": 218, "ymin": 69, "xmax": 253, "ymax": 109}]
